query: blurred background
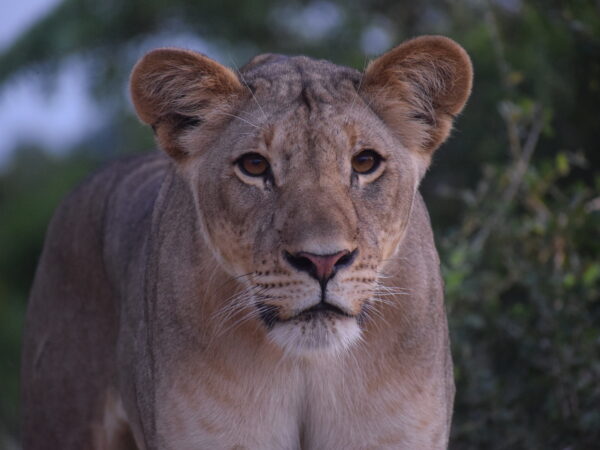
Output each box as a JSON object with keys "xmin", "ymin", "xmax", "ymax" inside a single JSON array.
[{"xmin": 0, "ymin": 0, "xmax": 598, "ymax": 448}]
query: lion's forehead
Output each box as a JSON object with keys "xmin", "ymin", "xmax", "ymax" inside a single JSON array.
[
  {"xmin": 242, "ymin": 54, "xmax": 361, "ymax": 84},
  {"xmin": 242, "ymin": 55, "xmax": 362, "ymax": 108}
]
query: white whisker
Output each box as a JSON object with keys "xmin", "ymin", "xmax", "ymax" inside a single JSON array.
[
  {"xmin": 218, "ymin": 112, "xmax": 260, "ymax": 129},
  {"xmin": 230, "ymin": 56, "xmax": 268, "ymax": 122},
  {"xmin": 345, "ymin": 56, "xmax": 369, "ymax": 124}
]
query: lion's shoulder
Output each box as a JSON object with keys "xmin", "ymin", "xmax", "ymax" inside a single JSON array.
[
  {"xmin": 51, "ymin": 151, "xmax": 167, "ymax": 228},
  {"xmin": 42, "ymin": 152, "xmax": 171, "ymax": 284}
]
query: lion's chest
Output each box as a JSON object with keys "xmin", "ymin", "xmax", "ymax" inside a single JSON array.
[
  {"xmin": 156, "ymin": 358, "xmax": 304, "ymax": 449},
  {"xmin": 155, "ymin": 356, "xmax": 447, "ymax": 449}
]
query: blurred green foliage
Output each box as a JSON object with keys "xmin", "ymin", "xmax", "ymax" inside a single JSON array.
[
  {"xmin": 444, "ymin": 152, "xmax": 600, "ymax": 448},
  {"xmin": 0, "ymin": 0, "xmax": 598, "ymax": 448}
]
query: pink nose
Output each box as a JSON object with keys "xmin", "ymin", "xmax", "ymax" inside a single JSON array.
[{"xmin": 285, "ymin": 250, "xmax": 356, "ymax": 283}]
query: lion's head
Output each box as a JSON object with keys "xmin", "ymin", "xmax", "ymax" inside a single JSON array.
[{"xmin": 130, "ymin": 36, "xmax": 472, "ymax": 355}]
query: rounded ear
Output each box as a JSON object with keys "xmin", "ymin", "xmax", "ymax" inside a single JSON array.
[
  {"xmin": 130, "ymin": 48, "xmax": 243, "ymax": 159},
  {"xmin": 363, "ymin": 35, "xmax": 473, "ymax": 158}
]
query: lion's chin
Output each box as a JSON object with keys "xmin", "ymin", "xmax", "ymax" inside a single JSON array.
[{"xmin": 267, "ymin": 314, "xmax": 361, "ymax": 356}]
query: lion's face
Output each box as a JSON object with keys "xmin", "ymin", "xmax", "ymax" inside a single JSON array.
[
  {"xmin": 130, "ymin": 38, "xmax": 472, "ymax": 355},
  {"xmin": 187, "ymin": 60, "xmax": 419, "ymax": 354}
]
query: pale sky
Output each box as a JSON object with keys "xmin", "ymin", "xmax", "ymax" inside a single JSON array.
[
  {"xmin": 0, "ymin": 58, "xmax": 104, "ymax": 168},
  {"xmin": 0, "ymin": 0, "xmax": 101, "ymax": 170},
  {"xmin": 0, "ymin": 0, "xmax": 62, "ymax": 51}
]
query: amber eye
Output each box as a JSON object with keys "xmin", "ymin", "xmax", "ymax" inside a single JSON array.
[
  {"xmin": 237, "ymin": 153, "xmax": 270, "ymax": 177},
  {"xmin": 351, "ymin": 149, "xmax": 383, "ymax": 175}
]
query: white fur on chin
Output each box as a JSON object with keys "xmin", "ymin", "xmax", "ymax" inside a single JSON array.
[{"xmin": 267, "ymin": 315, "xmax": 362, "ymax": 357}]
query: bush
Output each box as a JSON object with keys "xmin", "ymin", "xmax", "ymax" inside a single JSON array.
[{"xmin": 443, "ymin": 150, "xmax": 600, "ymax": 448}]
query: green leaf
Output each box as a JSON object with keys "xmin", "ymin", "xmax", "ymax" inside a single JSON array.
[{"xmin": 555, "ymin": 152, "xmax": 570, "ymax": 176}]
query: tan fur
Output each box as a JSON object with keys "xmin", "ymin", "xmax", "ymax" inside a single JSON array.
[{"xmin": 22, "ymin": 36, "xmax": 472, "ymax": 449}]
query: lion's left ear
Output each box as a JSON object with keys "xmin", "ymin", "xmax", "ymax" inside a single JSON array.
[{"xmin": 363, "ymin": 36, "xmax": 473, "ymax": 163}]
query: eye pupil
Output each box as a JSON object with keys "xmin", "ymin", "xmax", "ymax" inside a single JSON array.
[
  {"xmin": 239, "ymin": 153, "xmax": 269, "ymax": 176},
  {"xmin": 352, "ymin": 149, "xmax": 381, "ymax": 174}
]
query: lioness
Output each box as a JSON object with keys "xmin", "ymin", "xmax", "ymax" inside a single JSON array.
[{"xmin": 22, "ymin": 35, "xmax": 472, "ymax": 449}]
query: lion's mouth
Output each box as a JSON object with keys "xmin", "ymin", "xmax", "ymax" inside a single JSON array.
[
  {"xmin": 258, "ymin": 301, "xmax": 353, "ymax": 328},
  {"xmin": 288, "ymin": 301, "xmax": 353, "ymax": 322}
]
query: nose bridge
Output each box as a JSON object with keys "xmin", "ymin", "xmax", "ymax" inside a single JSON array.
[{"xmin": 279, "ymin": 182, "xmax": 356, "ymax": 254}]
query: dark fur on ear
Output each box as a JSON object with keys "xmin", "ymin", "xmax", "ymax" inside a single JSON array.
[
  {"xmin": 130, "ymin": 48, "xmax": 243, "ymax": 159},
  {"xmin": 363, "ymin": 35, "xmax": 473, "ymax": 156}
]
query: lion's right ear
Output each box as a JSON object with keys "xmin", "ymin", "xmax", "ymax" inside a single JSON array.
[{"xmin": 130, "ymin": 48, "xmax": 243, "ymax": 159}]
